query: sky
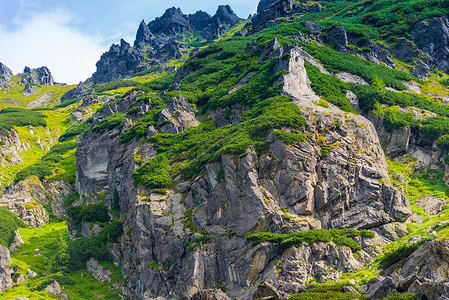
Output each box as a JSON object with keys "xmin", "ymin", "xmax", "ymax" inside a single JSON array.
[{"xmin": 0, "ymin": 0, "xmax": 259, "ymax": 84}]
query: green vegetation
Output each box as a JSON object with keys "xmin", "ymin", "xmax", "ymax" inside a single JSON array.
[
  {"xmin": 66, "ymin": 221, "xmax": 123, "ymax": 270},
  {"xmin": 59, "ymin": 118, "xmax": 92, "ymax": 142},
  {"xmin": 378, "ymin": 241, "xmax": 427, "ymax": 269},
  {"xmin": 304, "ymin": 61, "xmax": 356, "ymax": 113},
  {"xmin": 0, "ymin": 207, "xmax": 26, "ymax": 247},
  {"xmin": 274, "ymin": 130, "xmax": 306, "ymax": 145},
  {"xmin": 288, "ymin": 283, "xmax": 364, "ymax": 300},
  {"xmin": 52, "ymin": 98, "xmax": 81, "ymax": 109},
  {"xmin": 302, "ymin": 43, "xmax": 416, "ymax": 91},
  {"xmin": 6, "ymin": 222, "xmax": 124, "ymax": 299},
  {"xmin": 92, "ymin": 113, "xmax": 126, "ymax": 133},
  {"xmin": 67, "ymin": 203, "xmax": 110, "ymax": 229},
  {"xmin": 133, "ymin": 96, "xmax": 308, "ymax": 187},
  {"xmin": 94, "ymin": 79, "xmax": 139, "ymax": 93},
  {"xmin": 15, "ymin": 142, "xmax": 78, "ymax": 182},
  {"xmin": 0, "ymin": 108, "xmax": 47, "ymax": 134},
  {"xmin": 373, "ymin": 105, "xmax": 419, "ymax": 132},
  {"xmin": 247, "ymin": 228, "xmax": 374, "ymax": 252}
]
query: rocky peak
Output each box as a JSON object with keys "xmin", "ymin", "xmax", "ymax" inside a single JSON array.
[
  {"xmin": 257, "ymin": 0, "xmax": 276, "ymax": 13},
  {"xmin": 0, "ymin": 62, "xmax": 13, "ymax": 86},
  {"xmin": 20, "ymin": 66, "xmax": 54, "ymax": 86},
  {"xmin": 148, "ymin": 7, "xmax": 190, "ymax": 36},
  {"xmin": 213, "ymin": 5, "xmax": 241, "ymax": 26},
  {"xmin": 134, "ymin": 20, "xmax": 154, "ymax": 47},
  {"xmin": 188, "ymin": 11, "xmax": 213, "ymax": 33}
]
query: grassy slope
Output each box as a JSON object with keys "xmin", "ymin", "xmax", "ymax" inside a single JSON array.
[
  {"xmin": 2, "ymin": 221, "xmax": 123, "ymax": 299},
  {"xmin": 0, "ymin": 76, "xmax": 75, "ymax": 109}
]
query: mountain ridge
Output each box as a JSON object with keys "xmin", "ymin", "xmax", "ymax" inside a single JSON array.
[{"xmin": 1, "ymin": 0, "xmax": 449, "ymax": 299}]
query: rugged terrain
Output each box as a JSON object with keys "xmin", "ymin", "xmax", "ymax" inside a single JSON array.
[{"xmin": 2, "ymin": 0, "xmax": 449, "ymax": 299}]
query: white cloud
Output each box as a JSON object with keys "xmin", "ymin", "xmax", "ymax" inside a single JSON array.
[{"xmin": 0, "ymin": 10, "xmax": 107, "ymax": 84}]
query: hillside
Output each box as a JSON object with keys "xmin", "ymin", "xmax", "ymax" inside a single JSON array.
[{"xmin": 1, "ymin": 0, "xmax": 449, "ymax": 299}]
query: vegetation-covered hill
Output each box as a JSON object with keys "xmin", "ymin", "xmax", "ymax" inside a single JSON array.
[{"xmin": 1, "ymin": 0, "xmax": 449, "ymax": 299}]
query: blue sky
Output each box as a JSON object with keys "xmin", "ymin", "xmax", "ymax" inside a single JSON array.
[{"xmin": 0, "ymin": 0, "xmax": 259, "ymax": 84}]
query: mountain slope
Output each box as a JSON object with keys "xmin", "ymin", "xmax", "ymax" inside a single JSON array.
[{"xmin": 2, "ymin": 0, "xmax": 449, "ymax": 299}]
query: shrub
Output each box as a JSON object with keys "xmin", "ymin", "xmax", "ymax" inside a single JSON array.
[
  {"xmin": 247, "ymin": 228, "xmax": 373, "ymax": 252},
  {"xmin": 65, "ymin": 221, "xmax": 123, "ymax": 270},
  {"xmin": 94, "ymin": 80, "xmax": 139, "ymax": 93},
  {"xmin": 436, "ymin": 134, "xmax": 449, "ymax": 151},
  {"xmin": 112, "ymin": 187, "xmax": 120, "ymax": 210},
  {"xmin": 420, "ymin": 117, "xmax": 449, "ymax": 140},
  {"xmin": 53, "ymin": 98, "xmax": 80, "ymax": 109},
  {"xmin": 304, "ymin": 61, "xmax": 356, "ymax": 113},
  {"xmin": 0, "ymin": 108, "xmax": 47, "ymax": 135},
  {"xmin": 274, "ymin": 130, "xmax": 306, "ymax": 145},
  {"xmin": 0, "ymin": 207, "xmax": 26, "ymax": 247},
  {"xmin": 382, "ymin": 293, "xmax": 419, "ymax": 300},
  {"xmin": 378, "ymin": 242, "xmax": 425, "ymax": 269},
  {"xmin": 59, "ymin": 118, "xmax": 92, "ymax": 142},
  {"xmin": 67, "ymin": 203, "xmax": 109, "ymax": 228},
  {"xmin": 92, "ymin": 113, "xmax": 126, "ymax": 133}
]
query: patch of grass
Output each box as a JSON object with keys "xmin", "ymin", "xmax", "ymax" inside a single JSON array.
[
  {"xmin": 274, "ymin": 130, "xmax": 306, "ymax": 145},
  {"xmin": 59, "ymin": 118, "xmax": 92, "ymax": 142},
  {"xmin": 92, "ymin": 113, "xmax": 126, "ymax": 133}
]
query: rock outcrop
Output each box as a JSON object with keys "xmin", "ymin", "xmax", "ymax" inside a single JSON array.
[
  {"xmin": 326, "ymin": 25, "xmax": 348, "ymax": 53},
  {"xmin": 273, "ymin": 43, "xmax": 320, "ymax": 102},
  {"xmin": 134, "ymin": 20, "xmax": 154, "ymax": 47},
  {"xmin": 87, "ymin": 258, "xmax": 112, "ymax": 283},
  {"xmin": 413, "ymin": 15, "xmax": 449, "ymax": 74},
  {"xmin": 0, "ymin": 176, "xmax": 73, "ymax": 227},
  {"xmin": 91, "ymin": 39, "xmax": 146, "ymax": 84},
  {"xmin": 61, "ymin": 82, "xmax": 93, "ymax": 102},
  {"xmin": 0, "ymin": 62, "xmax": 13, "ymax": 87},
  {"xmin": 0, "ymin": 129, "xmax": 29, "ymax": 169},
  {"xmin": 367, "ymin": 240, "xmax": 449, "ymax": 299},
  {"xmin": 158, "ymin": 94, "xmax": 199, "ymax": 134},
  {"xmin": 0, "ymin": 245, "xmax": 13, "ymax": 293},
  {"xmin": 20, "ymin": 66, "xmax": 54, "ymax": 86}
]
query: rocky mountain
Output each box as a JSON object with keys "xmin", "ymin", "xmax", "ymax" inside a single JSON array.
[
  {"xmin": 3, "ymin": 0, "xmax": 449, "ymax": 299},
  {"xmin": 90, "ymin": 5, "xmax": 242, "ymax": 85}
]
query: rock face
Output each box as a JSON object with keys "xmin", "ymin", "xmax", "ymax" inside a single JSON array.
[
  {"xmin": 252, "ymin": 0, "xmax": 294, "ymax": 29},
  {"xmin": 368, "ymin": 240, "xmax": 449, "ymax": 299},
  {"xmin": 76, "ymin": 46, "xmax": 411, "ymax": 299},
  {"xmin": 134, "ymin": 20, "xmax": 154, "ymax": 47},
  {"xmin": 91, "ymin": 39, "xmax": 146, "ymax": 84},
  {"xmin": 326, "ymin": 25, "xmax": 348, "ymax": 53},
  {"xmin": 158, "ymin": 94, "xmax": 199, "ymax": 134},
  {"xmin": 413, "ymin": 15, "xmax": 449, "ymax": 74},
  {"xmin": 87, "ymin": 258, "xmax": 112, "ymax": 283},
  {"xmin": 0, "ymin": 129, "xmax": 29, "ymax": 169},
  {"xmin": 0, "ymin": 62, "xmax": 13, "ymax": 87},
  {"xmin": 273, "ymin": 43, "xmax": 320, "ymax": 102},
  {"xmin": 61, "ymin": 82, "xmax": 93, "ymax": 102},
  {"xmin": 416, "ymin": 197, "xmax": 447, "ymax": 215},
  {"xmin": 0, "ymin": 176, "xmax": 73, "ymax": 227},
  {"xmin": 20, "ymin": 66, "xmax": 54, "ymax": 86},
  {"xmin": 0, "ymin": 245, "xmax": 13, "ymax": 293},
  {"xmin": 257, "ymin": 0, "xmax": 275, "ymax": 13}
]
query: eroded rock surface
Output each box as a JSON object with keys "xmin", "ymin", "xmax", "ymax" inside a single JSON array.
[{"xmin": 158, "ymin": 94, "xmax": 199, "ymax": 134}]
